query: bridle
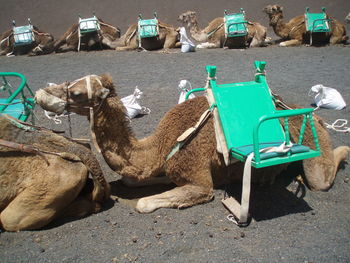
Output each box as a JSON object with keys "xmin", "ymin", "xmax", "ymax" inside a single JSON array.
[{"xmin": 64, "ymin": 75, "xmax": 109, "ymax": 153}]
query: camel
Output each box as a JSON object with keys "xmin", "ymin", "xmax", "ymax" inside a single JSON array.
[
  {"xmin": 109, "ymin": 21, "xmax": 181, "ymax": 51},
  {"xmin": 0, "ymin": 26, "xmax": 54, "ymax": 56},
  {"xmin": 263, "ymin": 5, "xmax": 348, "ymax": 46},
  {"xmin": 54, "ymin": 18, "xmax": 121, "ymax": 53},
  {"xmin": 346, "ymin": 13, "xmax": 350, "ymax": 23},
  {"xmin": 35, "ymin": 74, "xmax": 350, "ymax": 215},
  {"xmin": 0, "ymin": 115, "xmax": 110, "ymax": 231},
  {"xmin": 178, "ymin": 11, "xmax": 268, "ymax": 48}
]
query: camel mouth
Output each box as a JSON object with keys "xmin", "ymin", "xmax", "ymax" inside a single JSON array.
[{"xmin": 35, "ymin": 88, "xmax": 67, "ymax": 115}]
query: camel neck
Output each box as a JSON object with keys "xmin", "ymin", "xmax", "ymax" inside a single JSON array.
[
  {"xmin": 187, "ymin": 18, "xmax": 201, "ymax": 36},
  {"xmin": 269, "ymin": 14, "xmax": 288, "ymax": 39},
  {"xmin": 93, "ymin": 96, "xmax": 136, "ymax": 161}
]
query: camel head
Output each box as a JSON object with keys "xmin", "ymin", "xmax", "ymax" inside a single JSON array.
[
  {"xmin": 263, "ymin": 5, "xmax": 283, "ymax": 17},
  {"xmin": 178, "ymin": 11, "xmax": 197, "ymax": 26},
  {"xmin": 35, "ymin": 74, "xmax": 114, "ymax": 116},
  {"xmin": 263, "ymin": 5, "xmax": 284, "ymax": 25}
]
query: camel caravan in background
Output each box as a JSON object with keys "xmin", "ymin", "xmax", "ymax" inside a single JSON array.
[
  {"xmin": 54, "ymin": 15, "xmax": 121, "ymax": 52},
  {"xmin": 1, "ymin": 7, "xmax": 348, "ymax": 56},
  {"xmin": 35, "ymin": 73, "xmax": 350, "ymax": 217},
  {"xmin": 0, "ymin": 19, "xmax": 54, "ymax": 56},
  {"xmin": 109, "ymin": 13, "xmax": 181, "ymax": 51},
  {"xmin": 0, "ymin": 115, "xmax": 110, "ymax": 231},
  {"xmin": 178, "ymin": 10, "xmax": 268, "ymax": 48},
  {"xmin": 263, "ymin": 5, "xmax": 348, "ymax": 46}
]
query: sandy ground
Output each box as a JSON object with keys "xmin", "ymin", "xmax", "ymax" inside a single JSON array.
[{"xmin": 0, "ymin": 45, "xmax": 350, "ymax": 263}]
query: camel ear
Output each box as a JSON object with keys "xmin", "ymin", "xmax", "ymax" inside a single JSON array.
[{"xmin": 99, "ymin": 74, "xmax": 114, "ymax": 91}]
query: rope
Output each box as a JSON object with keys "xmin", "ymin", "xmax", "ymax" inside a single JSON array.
[{"xmin": 325, "ymin": 119, "xmax": 349, "ymax": 133}]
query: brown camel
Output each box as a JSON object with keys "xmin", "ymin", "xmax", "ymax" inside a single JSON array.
[
  {"xmin": 54, "ymin": 18, "xmax": 121, "ymax": 53},
  {"xmin": 0, "ymin": 115, "xmax": 110, "ymax": 231},
  {"xmin": 110, "ymin": 20, "xmax": 181, "ymax": 51},
  {"xmin": 35, "ymin": 74, "xmax": 350, "ymax": 215},
  {"xmin": 178, "ymin": 10, "xmax": 268, "ymax": 48},
  {"xmin": 263, "ymin": 5, "xmax": 348, "ymax": 46},
  {"xmin": 0, "ymin": 26, "xmax": 54, "ymax": 56}
]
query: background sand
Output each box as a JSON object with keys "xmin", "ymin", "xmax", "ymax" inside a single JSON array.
[{"xmin": 1, "ymin": 0, "xmax": 350, "ymax": 39}]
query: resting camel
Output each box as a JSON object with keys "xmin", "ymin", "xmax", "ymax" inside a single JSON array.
[
  {"xmin": 178, "ymin": 11, "xmax": 268, "ymax": 48},
  {"xmin": 54, "ymin": 18, "xmax": 121, "ymax": 53},
  {"xmin": 0, "ymin": 26, "xmax": 54, "ymax": 56},
  {"xmin": 35, "ymin": 74, "xmax": 350, "ymax": 214},
  {"xmin": 0, "ymin": 115, "xmax": 110, "ymax": 231},
  {"xmin": 263, "ymin": 5, "xmax": 348, "ymax": 46},
  {"xmin": 110, "ymin": 21, "xmax": 180, "ymax": 51}
]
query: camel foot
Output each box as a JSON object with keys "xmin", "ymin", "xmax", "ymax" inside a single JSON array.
[{"xmin": 135, "ymin": 184, "xmax": 214, "ymax": 213}]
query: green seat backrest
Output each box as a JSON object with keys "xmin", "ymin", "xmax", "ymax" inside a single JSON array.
[
  {"xmin": 224, "ymin": 9, "xmax": 247, "ymax": 37},
  {"xmin": 305, "ymin": 7, "xmax": 331, "ymax": 33},
  {"xmin": 210, "ymin": 74, "xmax": 285, "ymax": 156},
  {"xmin": 79, "ymin": 16, "xmax": 100, "ymax": 33},
  {"xmin": 0, "ymin": 72, "xmax": 35, "ymax": 122},
  {"xmin": 13, "ymin": 25, "xmax": 34, "ymax": 45},
  {"xmin": 138, "ymin": 18, "xmax": 159, "ymax": 38}
]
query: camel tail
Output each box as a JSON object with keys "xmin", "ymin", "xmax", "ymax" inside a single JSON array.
[
  {"xmin": 91, "ymin": 171, "xmax": 111, "ymax": 203},
  {"xmin": 333, "ymin": 146, "xmax": 350, "ymax": 173}
]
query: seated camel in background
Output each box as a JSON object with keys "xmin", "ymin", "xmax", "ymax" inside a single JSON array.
[
  {"xmin": 110, "ymin": 21, "xmax": 181, "ymax": 51},
  {"xmin": 35, "ymin": 74, "xmax": 350, "ymax": 214},
  {"xmin": 178, "ymin": 11, "xmax": 268, "ymax": 48},
  {"xmin": 54, "ymin": 18, "xmax": 120, "ymax": 53},
  {"xmin": 0, "ymin": 115, "xmax": 110, "ymax": 231},
  {"xmin": 0, "ymin": 26, "xmax": 54, "ymax": 56},
  {"xmin": 263, "ymin": 5, "xmax": 348, "ymax": 46}
]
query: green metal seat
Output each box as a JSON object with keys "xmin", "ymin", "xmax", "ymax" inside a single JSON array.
[
  {"xmin": 224, "ymin": 9, "xmax": 248, "ymax": 38},
  {"xmin": 79, "ymin": 15, "xmax": 100, "ymax": 34},
  {"xmin": 185, "ymin": 61, "xmax": 320, "ymax": 226},
  {"xmin": 305, "ymin": 7, "xmax": 331, "ymax": 33},
  {"xmin": 138, "ymin": 13, "xmax": 159, "ymax": 39},
  {"xmin": 13, "ymin": 19, "xmax": 34, "ymax": 46},
  {"xmin": 305, "ymin": 7, "xmax": 331, "ymax": 45},
  {"xmin": 207, "ymin": 62, "xmax": 320, "ymax": 168},
  {"xmin": 0, "ymin": 72, "xmax": 35, "ymax": 122}
]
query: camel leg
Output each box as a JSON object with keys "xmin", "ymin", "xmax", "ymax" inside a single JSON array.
[
  {"xmin": 122, "ymin": 176, "xmax": 172, "ymax": 187},
  {"xmin": 279, "ymin": 39, "xmax": 302, "ymax": 47},
  {"xmin": 116, "ymin": 45, "xmax": 138, "ymax": 51},
  {"xmin": 0, "ymin": 158, "xmax": 87, "ymax": 231},
  {"xmin": 303, "ymin": 146, "xmax": 350, "ymax": 191},
  {"xmin": 55, "ymin": 44, "xmax": 77, "ymax": 53},
  {"xmin": 329, "ymin": 35, "xmax": 344, "ymax": 45},
  {"xmin": 135, "ymin": 168, "xmax": 214, "ymax": 213}
]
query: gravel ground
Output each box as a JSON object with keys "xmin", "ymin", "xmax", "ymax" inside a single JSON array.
[{"xmin": 0, "ymin": 45, "xmax": 349, "ymax": 263}]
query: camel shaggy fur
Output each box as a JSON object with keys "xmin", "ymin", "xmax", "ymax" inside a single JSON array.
[
  {"xmin": 178, "ymin": 11, "xmax": 268, "ymax": 48},
  {"xmin": 0, "ymin": 26, "xmax": 54, "ymax": 56},
  {"xmin": 0, "ymin": 115, "xmax": 110, "ymax": 231},
  {"xmin": 263, "ymin": 5, "xmax": 348, "ymax": 46},
  {"xmin": 35, "ymin": 74, "xmax": 350, "ymax": 214},
  {"xmin": 54, "ymin": 18, "xmax": 121, "ymax": 53},
  {"xmin": 109, "ymin": 21, "xmax": 181, "ymax": 51}
]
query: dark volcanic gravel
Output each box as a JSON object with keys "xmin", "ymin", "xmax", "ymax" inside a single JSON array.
[{"xmin": 0, "ymin": 46, "xmax": 349, "ymax": 263}]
